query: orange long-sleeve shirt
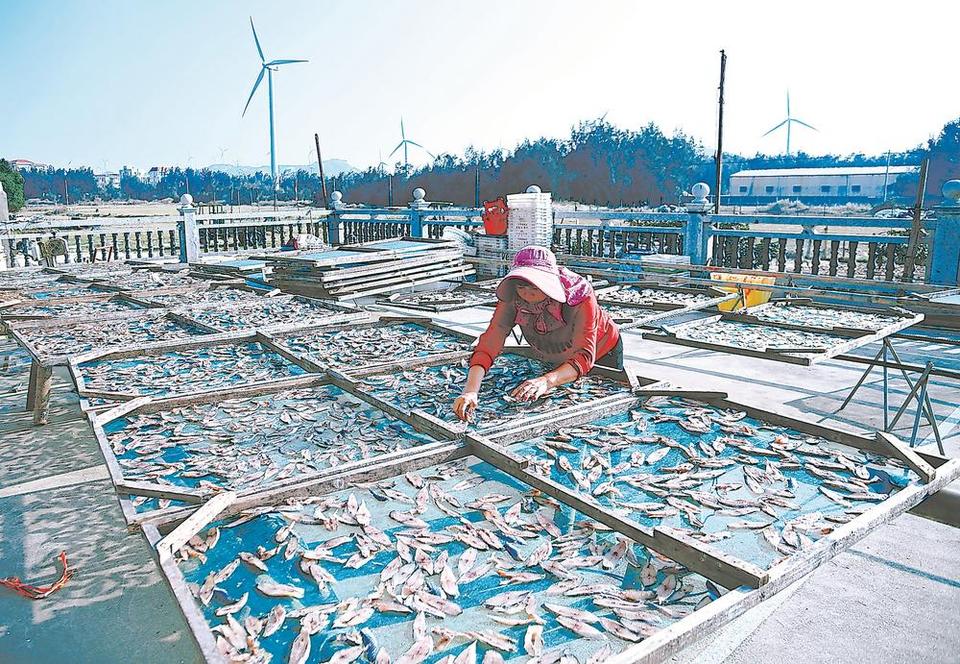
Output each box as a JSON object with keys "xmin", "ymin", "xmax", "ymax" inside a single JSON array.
[{"xmin": 469, "ymin": 294, "xmax": 620, "ymax": 377}]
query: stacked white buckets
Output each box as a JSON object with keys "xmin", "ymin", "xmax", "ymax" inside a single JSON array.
[{"xmin": 506, "ymin": 189, "xmax": 553, "ymax": 251}]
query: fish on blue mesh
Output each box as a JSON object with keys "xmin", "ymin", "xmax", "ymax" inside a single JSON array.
[
  {"xmin": 515, "ymin": 395, "xmax": 915, "ymax": 569},
  {"xmin": 174, "ymin": 458, "xmax": 721, "ymax": 663}
]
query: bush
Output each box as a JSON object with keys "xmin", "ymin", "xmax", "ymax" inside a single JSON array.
[{"xmin": 0, "ymin": 159, "xmax": 25, "ymax": 213}]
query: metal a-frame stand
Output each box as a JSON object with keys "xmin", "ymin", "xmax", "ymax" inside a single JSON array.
[{"xmin": 838, "ymin": 337, "xmax": 945, "ymax": 454}]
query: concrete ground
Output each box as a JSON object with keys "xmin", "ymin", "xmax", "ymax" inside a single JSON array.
[{"xmin": 0, "ymin": 302, "xmax": 957, "ymax": 664}]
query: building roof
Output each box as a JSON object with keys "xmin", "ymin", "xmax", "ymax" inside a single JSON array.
[
  {"xmin": 731, "ymin": 166, "xmax": 918, "ymax": 178},
  {"xmin": 10, "ymin": 158, "xmax": 50, "ymax": 169}
]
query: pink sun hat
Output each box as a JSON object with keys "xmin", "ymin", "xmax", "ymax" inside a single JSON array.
[{"xmin": 496, "ymin": 246, "xmax": 567, "ymax": 303}]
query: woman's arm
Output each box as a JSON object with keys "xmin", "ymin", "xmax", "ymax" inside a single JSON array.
[
  {"xmin": 468, "ymin": 301, "xmax": 513, "ymax": 372},
  {"xmin": 453, "ymin": 365, "xmax": 485, "ymax": 421},
  {"xmin": 455, "ymin": 302, "xmax": 514, "ymax": 421},
  {"xmin": 510, "ymin": 362, "xmax": 579, "ymax": 402}
]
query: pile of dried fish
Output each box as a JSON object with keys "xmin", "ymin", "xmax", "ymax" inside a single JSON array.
[
  {"xmin": 53, "ymin": 262, "xmax": 134, "ymax": 277},
  {"xmin": 18, "ymin": 281, "xmax": 100, "ymax": 300},
  {"xmin": 386, "ymin": 289, "xmax": 497, "ymax": 311},
  {"xmin": 2, "ymin": 297, "xmax": 145, "ymax": 319},
  {"xmin": 517, "ymin": 396, "xmax": 913, "ymax": 568},
  {"xmin": 362, "ymin": 356, "xmax": 629, "ymax": 429},
  {"xmin": 0, "ymin": 269, "xmax": 62, "ymax": 290},
  {"xmin": 602, "ymin": 305, "xmax": 663, "ymax": 324},
  {"xmin": 283, "ymin": 323, "xmax": 471, "ymax": 370},
  {"xmin": 80, "ymin": 342, "xmax": 303, "ymax": 397},
  {"xmin": 603, "ymin": 287, "xmax": 714, "ymax": 307},
  {"xmin": 187, "ymin": 297, "xmax": 347, "ymax": 331},
  {"xmin": 16, "ymin": 315, "xmax": 203, "ymax": 361},
  {"xmin": 177, "ymin": 458, "xmax": 719, "ymax": 664},
  {"xmin": 100, "ymin": 269, "xmax": 206, "ymax": 292},
  {"xmin": 109, "ymin": 386, "xmax": 435, "ymax": 510},
  {"xmin": 148, "ymin": 288, "xmax": 264, "ymax": 309},
  {"xmin": 672, "ymin": 320, "xmax": 843, "ymax": 354},
  {"xmin": 749, "ymin": 304, "xmax": 903, "ymax": 332},
  {"xmin": 469, "ymin": 279, "xmax": 502, "ymax": 291}
]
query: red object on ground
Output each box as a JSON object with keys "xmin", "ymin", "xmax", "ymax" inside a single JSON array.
[
  {"xmin": 1, "ymin": 551, "xmax": 74, "ymax": 600},
  {"xmin": 481, "ymin": 197, "xmax": 508, "ymax": 236}
]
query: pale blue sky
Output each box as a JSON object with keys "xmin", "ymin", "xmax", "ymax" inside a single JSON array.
[{"xmin": 3, "ymin": 0, "xmax": 957, "ymax": 172}]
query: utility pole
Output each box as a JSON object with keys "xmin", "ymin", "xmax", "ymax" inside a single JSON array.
[
  {"xmin": 882, "ymin": 150, "xmax": 892, "ymax": 203},
  {"xmin": 714, "ymin": 49, "xmax": 727, "ymax": 215},
  {"xmin": 314, "ymin": 133, "xmax": 328, "ymax": 207},
  {"xmin": 475, "ymin": 164, "xmax": 481, "ymax": 207},
  {"xmin": 902, "ymin": 158, "xmax": 929, "ymax": 282}
]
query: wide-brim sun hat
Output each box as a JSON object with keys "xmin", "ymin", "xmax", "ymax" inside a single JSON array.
[{"xmin": 496, "ymin": 246, "xmax": 566, "ymax": 303}]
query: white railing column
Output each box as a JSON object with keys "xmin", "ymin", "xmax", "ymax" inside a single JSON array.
[{"xmin": 177, "ymin": 194, "xmax": 200, "ymax": 263}]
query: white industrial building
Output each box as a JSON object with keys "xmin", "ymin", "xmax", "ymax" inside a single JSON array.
[
  {"xmin": 728, "ymin": 165, "xmax": 918, "ymax": 203},
  {"xmin": 94, "ymin": 172, "xmax": 121, "ymax": 189}
]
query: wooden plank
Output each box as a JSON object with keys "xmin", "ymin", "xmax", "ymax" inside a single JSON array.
[
  {"xmin": 255, "ymin": 333, "xmax": 326, "ymax": 373},
  {"xmin": 604, "ymin": 588, "xmax": 752, "ymax": 664},
  {"xmin": 32, "ymin": 364, "xmax": 53, "ymax": 425},
  {"xmin": 145, "ymin": 441, "xmax": 469, "ymax": 534},
  {"xmin": 156, "ymin": 491, "xmax": 236, "ymax": 563},
  {"xmin": 92, "ymin": 395, "xmax": 152, "ymax": 428},
  {"xmin": 874, "ymin": 431, "xmax": 937, "ymax": 483},
  {"xmin": 142, "ymin": 524, "xmax": 227, "ymax": 664},
  {"xmin": 485, "ymin": 394, "xmax": 649, "ymax": 446},
  {"xmin": 127, "ymin": 374, "xmax": 329, "ymax": 413},
  {"xmin": 114, "ymin": 480, "xmax": 206, "ymax": 504},
  {"xmin": 466, "ymin": 433, "xmax": 768, "ymax": 590},
  {"xmin": 72, "ymin": 328, "xmax": 256, "ymax": 364},
  {"xmin": 479, "ymin": 393, "xmax": 640, "ymax": 441}
]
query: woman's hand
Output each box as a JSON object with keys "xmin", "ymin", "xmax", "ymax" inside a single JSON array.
[
  {"xmin": 453, "ymin": 391, "xmax": 480, "ymax": 421},
  {"xmin": 510, "ymin": 376, "xmax": 551, "ymax": 402}
]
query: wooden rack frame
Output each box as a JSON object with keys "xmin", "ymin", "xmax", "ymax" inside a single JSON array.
[
  {"xmin": 642, "ymin": 300, "xmax": 923, "ymax": 365},
  {"xmin": 135, "ymin": 382, "xmax": 960, "ymax": 664}
]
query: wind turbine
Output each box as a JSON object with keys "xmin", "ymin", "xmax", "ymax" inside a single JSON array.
[
  {"xmin": 389, "ymin": 118, "xmax": 434, "ymax": 170},
  {"xmin": 241, "ymin": 17, "xmax": 308, "ymax": 191},
  {"xmin": 762, "ymin": 91, "xmax": 817, "ymax": 156}
]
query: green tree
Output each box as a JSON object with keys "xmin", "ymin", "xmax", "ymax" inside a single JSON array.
[{"xmin": 0, "ymin": 159, "xmax": 25, "ymax": 212}]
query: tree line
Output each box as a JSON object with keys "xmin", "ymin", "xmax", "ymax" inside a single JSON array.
[{"xmin": 8, "ymin": 116, "xmax": 959, "ymax": 212}]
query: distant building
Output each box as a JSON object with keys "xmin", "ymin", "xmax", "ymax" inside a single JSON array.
[
  {"xmin": 95, "ymin": 172, "xmax": 121, "ymax": 189},
  {"xmin": 146, "ymin": 166, "xmax": 170, "ymax": 185},
  {"xmin": 119, "ymin": 165, "xmax": 143, "ymax": 181},
  {"xmin": 9, "ymin": 159, "xmax": 51, "ymax": 171},
  {"xmin": 727, "ymin": 165, "xmax": 918, "ymax": 203}
]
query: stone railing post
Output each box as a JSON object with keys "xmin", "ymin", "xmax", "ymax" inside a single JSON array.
[
  {"xmin": 327, "ymin": 191, "xmax": 344, "ymax": 245},
  {"xmin": 408, "ymin": 187, "xmax": 428, "ymax": 238},
  {"xmin": 0, "ymin": 181, "xmax": 9, "ymax": 270},
  {"xmin": 928, "ymin": 180, "xmax": 960, "ymax": 285},
  {"xmin": 683, "ymin": 182, "xmax": 713, "ymax": 265},
  {"xmin": 177, "ymin": 194, "xmax": 200, "ymax": 263}
]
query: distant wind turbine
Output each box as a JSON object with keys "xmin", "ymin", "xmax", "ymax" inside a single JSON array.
[
  {"xmin": 762, "ymin": 91, "xmax": 817, "ymax": 156},
  {"xmin": 377, "ymin": 150, "xmax": 389, "ymax": 174},
  {"xmin": 241, "ymin": 16, "xmax": 308, "ymax": 191},
  {"xmin": 389, "ymin": 118, "xmax": 434, "ymax": 170}
]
